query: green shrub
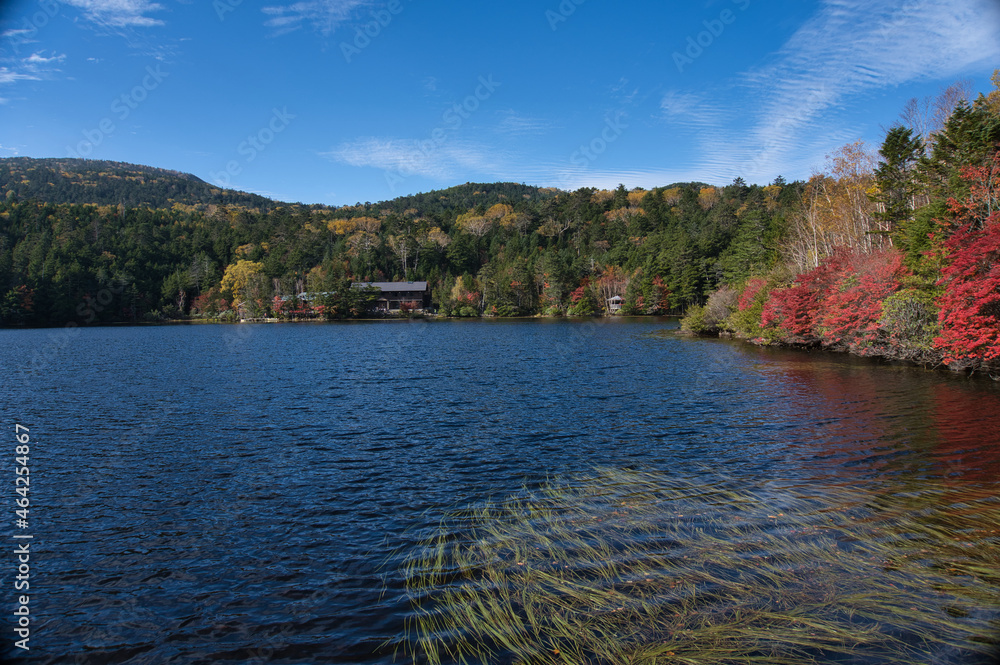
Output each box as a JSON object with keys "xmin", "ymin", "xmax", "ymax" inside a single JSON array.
[
  {"xmin": 680, "ymin": 304, "xmax": 706, "ymax": 334},
  {"xmin": 878, "ymin": 288, "xmax": 940, "ymax": 355}
]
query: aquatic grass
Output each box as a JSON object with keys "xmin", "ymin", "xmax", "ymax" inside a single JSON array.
[{"xmin": 400, "ymin": 468, "xmax": 1000, "ymax": 665}]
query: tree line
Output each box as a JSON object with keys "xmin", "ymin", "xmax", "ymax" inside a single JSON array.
[
  {"xmin": 1, "ymin": 72, "xmax": 998, "ymax": 370},
  {"xmin": 682, "ymin": 73, "xmax": 1000, "ymax": 372}
]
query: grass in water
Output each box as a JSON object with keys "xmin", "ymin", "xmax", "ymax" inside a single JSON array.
[{"xmin": 400, "ymin": 468, "xmax": 1000, "ymax": 664}]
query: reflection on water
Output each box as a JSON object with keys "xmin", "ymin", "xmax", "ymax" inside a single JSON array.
[
  {"xmin": 741, "ymin": 348, "xmax": 1000, "ymax": 486},
  {"xmin": 0, "ymin": 320, "xmax": 998, "ymax": 664}
]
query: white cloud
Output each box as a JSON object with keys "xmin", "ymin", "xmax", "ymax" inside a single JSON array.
[
  {"xmin": 741, "ymin": 0, "xmax": 1000, "ymax": 173},
  {"xmin": 261, "ymin": 0, "xmax": 371, "ymax": 36},
  {"xmin": 1, "ymin": 28, "xmax": 35, "ymax": 40},
  {"xmin": 496, "ymin": 110, "xmax": 552, "ymax": 137},
  {"xmin": 0, "ymin": 52, "xmax": 66, "ymax": 98},
  {"xmin": 60, "ymin": 0, "xmax": 166, "ymax": 27},
  {"xmin": 660, "ymin": 90, "xmax": 728, "ymax": 130},
  {"xmin": 0, "ymin": 67, "xmax": 40, "ymax": 85},
  {"xmin": 25, "ymin": 53, "xmax": 66, "ymax": 66},
  {"xmin": 656, "ymin": 0, "xmax": 1000, "ymax": 185},
  {"xmin": 325, "ymin": 136, "xmax": 497, "ymax": 180},
  {"xmin": 544, "ymin": 167, "xmax": 700, "ymax": 192},
  {"xmin": 0, "ymin": 144, "xmax": 19, "ymax": 155}
]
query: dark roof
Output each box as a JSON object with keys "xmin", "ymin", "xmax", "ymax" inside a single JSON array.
[{"xmin": 353, "ymin": 281, "xmax": 428, "ymax": 292}]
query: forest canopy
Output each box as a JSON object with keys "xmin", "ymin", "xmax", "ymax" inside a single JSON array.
[{"xmin": 2, "ymin": 72, "xmax": 998, "ymax": 370}]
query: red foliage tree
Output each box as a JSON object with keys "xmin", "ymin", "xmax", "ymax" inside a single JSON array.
[
  {"xmin": 649, "ymin": 276, "xmax": 671, "ymax": 313},
  {"xmin": 761, "ymin": 253, "xmax": 845, "ymax": 341},
  {"xmin": 761, "ymin": 248, "xmax": 909, "ymax": 351},
  {"xmin": 738, "ymin": 278, "xmax": 767, "ymax": 312},
  {"xmin": 932, "ymin": 148, "xmax": 1000, "ymax": 366},
  {"xmin": 272, "ymin": 295, "xmax": 286, "ymax": 318},
  {"xmin": 816, "ymin": 250, "xmax": 909, "ymax": 352},
  {"xmin": 933, "ymin": 195, "xmax": 1000, "ymax": 365}
]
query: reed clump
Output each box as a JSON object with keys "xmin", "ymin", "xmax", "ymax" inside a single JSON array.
[{"xmin": 401, "ymin": 468, "xmax": 1000, "ymax": 665}]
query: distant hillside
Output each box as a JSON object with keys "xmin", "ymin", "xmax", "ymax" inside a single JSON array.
[
  {"xmin": 368, "ymin": 182, "xmax": 562, "ymax": 216},
  {"xmin": 0, "ymin": 157, "xmax": 283, "ymax": 211}
]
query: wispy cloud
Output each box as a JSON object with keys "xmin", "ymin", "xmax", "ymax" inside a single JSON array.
[
  {"xmin": 495, "ymin": 110, "xmax": 553, "ymax": 137},
  {"xmin": 24, "ymin": 52, "xmax": 66, "ymax": 66},
  {"xmin": 659, "ymin": 0, "xmax": 1000, "ymax": 184},
  {"xmin": 60, "ymin": 0, "xmax": 166, "ymax": 28},
  {"xmin": 0, "ymin": 67, "xmax": 40, "ymax": 85},
  {"xmin": 660, "ymin": 90, "xmax": 728, "ymax": 129},
  {"xmin": 262, "ymin": 0, "xmax": 371, "ymax": 36},
  {"xmin": 0, "ymin": 51, "xmax": 65, "ymax": 92},
  {"xmin": 1, "ymin": 27, "xmax": 36, "ymax": 41},
  {"xmin": 544, "ymin": 166, "xmax": 702, "ymax": 192},
  {"xmin": 324, "ymin": 136, "xmax": 499, "ymax": 180},
  {"xmin": 740, "ymin": 0, "xmax": 1000, "ymax": 176},
  {"xmin": 0, "ymin": 144, "xmax": 19, "ymax": 155}
]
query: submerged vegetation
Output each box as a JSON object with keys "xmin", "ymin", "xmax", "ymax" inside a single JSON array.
[{"xmin": 400, "ymin": 468, "xmax": 1000, "ymax": 665}]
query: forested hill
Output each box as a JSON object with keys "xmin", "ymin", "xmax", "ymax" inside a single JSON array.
[
  {"xmin": 0, "ymin": 158, "xmax": 280, "ymax": 211},
  {"xmin": 0, "ymin": 157, "xmax": 560, "ymax": 214},
  {"xmin": 2, "ymin": 74, "xmax": 999, "ymax": 371},
  {"xmin": 370, "ymin": 182, "xmax": 561, "ymax": 216}
]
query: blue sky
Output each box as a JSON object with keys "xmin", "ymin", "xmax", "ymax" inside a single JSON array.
[{"xmin": 1, "ymin": 0, "xmax": 998, "ymax": 206}]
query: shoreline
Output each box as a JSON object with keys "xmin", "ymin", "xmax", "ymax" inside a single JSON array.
[
  {"xmin": 5, "ymin": 315, "xmax": 996, "ymax": 378},
  {"xmin": 678, "ymin": 328, "xmax": 1000, "ymax": 379}
]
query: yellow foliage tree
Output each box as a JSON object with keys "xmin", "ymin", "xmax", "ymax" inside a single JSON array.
[
  {"xmin": 457, "ymin": 211, "xmax": 493, "ymax": 237},
  {"xmin": 328, "ymin": 218, "xmax": 358, "ymax": 235},
  {"xmin": 604, "ymin": 207, "xmax": 644, "ymax": 228},
  {"xmin": 591, "ymin": 190, "xmax": 614, "ymax": 205},
  {"xmin": 786, "ymin": 141, "xmax": 879, "ymax": 271},
  {"xmin": 986, "ymin": 68, "xmax": 1000, "ymax": 115},
  {"xmin": 427, "ymin": 227, "xmax": 451, "ymax": 248},
  {"xmin": 345, "ymin": 217, "xmax": 382, "ymax": 257},
  {"xmin": 499, "ymin": 212, "xmax": 530, "ymax": 232},
  {"xmin": 662, "ymin": 187, "xmax": 683, "ymax": 206},
  {"xmin": 698, "ymin": 187, "xmax": 720, "ymax": 210},
  {"xmin": 485, "ymin": 203, "xmax": 514, "ymax": 221},
  {"xmin": 763, "ymin": 184, "xmax": 783, "ymax": 212},
  {"xmin": 220, "ymin": 260, "xmax": 264, "ymax": 313}
]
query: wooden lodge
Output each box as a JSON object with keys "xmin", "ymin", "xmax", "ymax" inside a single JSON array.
[{"xmin": 352, "ymin": 281, "xmax": 430, "ymax": 313}]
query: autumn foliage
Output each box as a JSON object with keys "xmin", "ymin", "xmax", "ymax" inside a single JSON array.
[
  {"xmin": 761, "ymin": 248, "xmax": 909, "ymax": 353},
  {"xmin": 738, "ymin": 278, "xmax": 767, "ymax": 312},
  {"xmin": 933, "ymin": 155, "xmax": 1000, "ymax": 365}
]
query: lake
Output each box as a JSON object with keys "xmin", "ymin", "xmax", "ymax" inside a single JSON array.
[{"xmin": 1, "ymin": 318, "xmax": 999, "ymax": 664}]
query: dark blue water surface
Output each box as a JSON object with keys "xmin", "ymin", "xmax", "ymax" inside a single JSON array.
[{"xmin": 1, "ymin": 318, "xmax": 999, "ymax": 664}]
